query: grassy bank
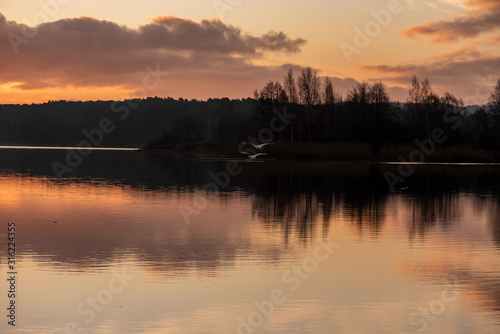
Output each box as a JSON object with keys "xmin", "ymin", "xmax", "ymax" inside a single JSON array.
[{"xmin": 144, "ymin": 141, "xmax": 500, "ymax": 163}]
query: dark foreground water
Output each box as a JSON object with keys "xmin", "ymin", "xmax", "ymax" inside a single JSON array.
[{"xmin": 0, "ymin": 148, "xmax": 499, "ymax": 333}]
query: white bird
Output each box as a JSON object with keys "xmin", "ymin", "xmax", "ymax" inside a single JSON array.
[
  {"xmin": 243, "ymin": 142, "xmax": 275, "ymax": 150},
  {"xmin": 240, "ymin": 151, "xmax": 267, "ymax": 160}
]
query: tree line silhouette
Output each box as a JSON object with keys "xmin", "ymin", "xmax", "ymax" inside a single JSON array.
[
  {"xmin": 0, "ymin": 68, "xmax": 499, "ymax": 152},
  {"xmin": 254, "ymin": 68, "xmax": 500, "ymax": 150}
]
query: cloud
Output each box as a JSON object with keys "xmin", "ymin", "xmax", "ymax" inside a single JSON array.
[
  {"xmin": 0, "ymin": 13, "xmax": 306, "ymax": 97},
  {"xmin": 358, "ymin": 45, "xmax": 500, "ymax": 103},
  {"xmin": 402, "ymin": 0, "xmax": 500, "ymax": 43},
  {"xmin": 141, "ymin": 16, "xmax": 306, "ymax": 54},
  {"xmin": 404, "ymin": 0, "xmax": 467, "ymax": 13}
]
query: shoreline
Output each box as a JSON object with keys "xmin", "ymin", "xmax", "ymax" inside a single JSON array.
[{"xmin": 143, "ymin": 141, "xmax": 500, "ymax": 163}]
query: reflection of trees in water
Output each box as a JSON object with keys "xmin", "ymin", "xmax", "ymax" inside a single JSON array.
[
  {"xmin": 247, "ymin": 164, "xmax": 500, "ymax": 243},
  {"xmin": 486, "ymin": 197, "xmax": 500, "ymax": 246},
  {"xmin": 249, "ymin": 165, "xmax": 390, "ymax": 241},
  {"xmin": 3, "ymin": 153, "xmax": 500, "ymax": 268},
  {"xmin": 404, "ymin": 174, "xmax": 461, "ymax": 240},
  {"xmin": 250, "ymin": 173, "xmax": 322, "ymax": 243},
  {"xmin": 494, "ymin": 209, "xmax": 500, "ymax": 246}
]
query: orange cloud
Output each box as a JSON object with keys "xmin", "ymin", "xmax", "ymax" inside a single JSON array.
[
  {"xmin": 402, "ymin": 0, "xmax": 500, "ymax": 43},
  {"xmin": 465, "ymin": 0, "xmax": 500, "ymax": 9}
]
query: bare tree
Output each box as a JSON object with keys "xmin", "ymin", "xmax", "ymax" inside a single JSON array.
[
  {"xmin": 346, "ymin": 81, "xmax": 370, "ymax": 104},
  {"xmin": 408, "ymin": 75, "xmax": 421, "ymax": 104},
  {"xmin": 321, "ymin": 77, "xmax": 336, "ymax": 141},
  {"xmin": 491, "ymin": 78, "xmax": 500, "ymax": 105},
  {"xmin": 441, "ymin": 92, "xmax": 463, "ymax": 108},
  {"xmin": 256, "ymin": 81, "xmax": 288, "ymax": 104},
  {"xmin": 253, "ymin": 89, "xmax": 259, "ymax": 100},
  {"xmin": 369, "ymin": 82, "xmax": 390, "ymax": 151},
  {"xmin": 298, "ymin": 67, "xmax": 320, "ymax": 140},
  {"xmin": 370, "ymin": 82, "xmax": 390, "ymax": 105},
  {"xmin": 283, "ymin": 69, "xmax": 299, "ymax": 143},
  {"xmin": 421, "ymin": 78, "xmax": 433, "ymax": 104},
  {"xmin": 284, "ymin": 69, "xmax": 298, "ymax": 104},
  {"xmin": 323, "ymin": 77, "xmax": 335, "ymax": 105},
  {"xmin": 298, "ymin": 67, "xmax": 321, "ymax": 107},
  {"xmin": 490, "ymin": 78, "xmax": 500, "ymax": 144},
  {"xmin": 407, "ymin": 75, "xmax": 439, "ymax": 141},
  {"xmin": 472, "ymin": 108, "xmax": 493, "ymax": 147},
  {"xmin": 346, "ymin": 82, "xmax": 371, "ymax": 139}
]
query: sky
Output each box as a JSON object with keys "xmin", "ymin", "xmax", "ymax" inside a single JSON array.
[{"xmin": 0, "ymin": 0, "xmax": 499, "ymax": 104}]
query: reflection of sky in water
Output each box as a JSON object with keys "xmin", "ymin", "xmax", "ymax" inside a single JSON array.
[{"xmin": 0, "ymin": 150, "xmax": 499, "ymax": 333}]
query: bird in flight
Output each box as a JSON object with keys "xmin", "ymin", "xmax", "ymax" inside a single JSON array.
[
  {"xmin": 243, "ymin": 142, "xmax": 275, "ymax": 150},
  {"xmin": 240, "ymin": 152, "xmax": 267, "ymax": 160}
]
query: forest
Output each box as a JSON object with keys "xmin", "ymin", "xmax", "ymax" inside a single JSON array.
[{"xmin": 0, "ymin": 68, "xmax": 499, "ymax": 161}]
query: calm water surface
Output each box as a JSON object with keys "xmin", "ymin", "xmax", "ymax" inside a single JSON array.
[{"xmin": 0, "ymin": 148, "xmax": 499, "ymax": 333}]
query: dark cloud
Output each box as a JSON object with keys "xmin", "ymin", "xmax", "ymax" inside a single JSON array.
[
  {"xmin": 0, "ymin": 13, "xmax": 306, "ymax": 95},
  {"xmin": 402, "ymin": 0, "xmax": 500, "ymax": 43},
  {"xmin": 142, "ymin": 16, "xmax": 306, "ymax": 54},
  {"xmin": 358, "ymin": 48, "xmax": 500, "ymax": 104}
]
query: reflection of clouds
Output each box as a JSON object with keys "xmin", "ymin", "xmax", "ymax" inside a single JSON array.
[
  {"xmin": 397, "ymin": 194, "xmax": 500, "ymax": 323},
  {"xmin": 4, "ymin": 215, "xmax": 284, "ymax": 277},
  {"xmin": 0, "ymin": 176, "xmax": 290, "ymax": 277},
  {"xmin": 129, "ymin": 301, "xmax": 328, "ymax": 334},
  {"xmin": 398, "ymin": 252, "xmax": 500, "ymax": 319}
]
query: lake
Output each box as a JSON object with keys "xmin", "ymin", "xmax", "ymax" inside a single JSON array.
[{"xmin": 0, "ymin": 148, "xmax": 499, "ymax": 333}]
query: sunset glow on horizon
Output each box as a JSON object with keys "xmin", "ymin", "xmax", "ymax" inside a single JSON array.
[{"xmin": 1, "ymin": 0, "xmax": 499, "ymax": 105}]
